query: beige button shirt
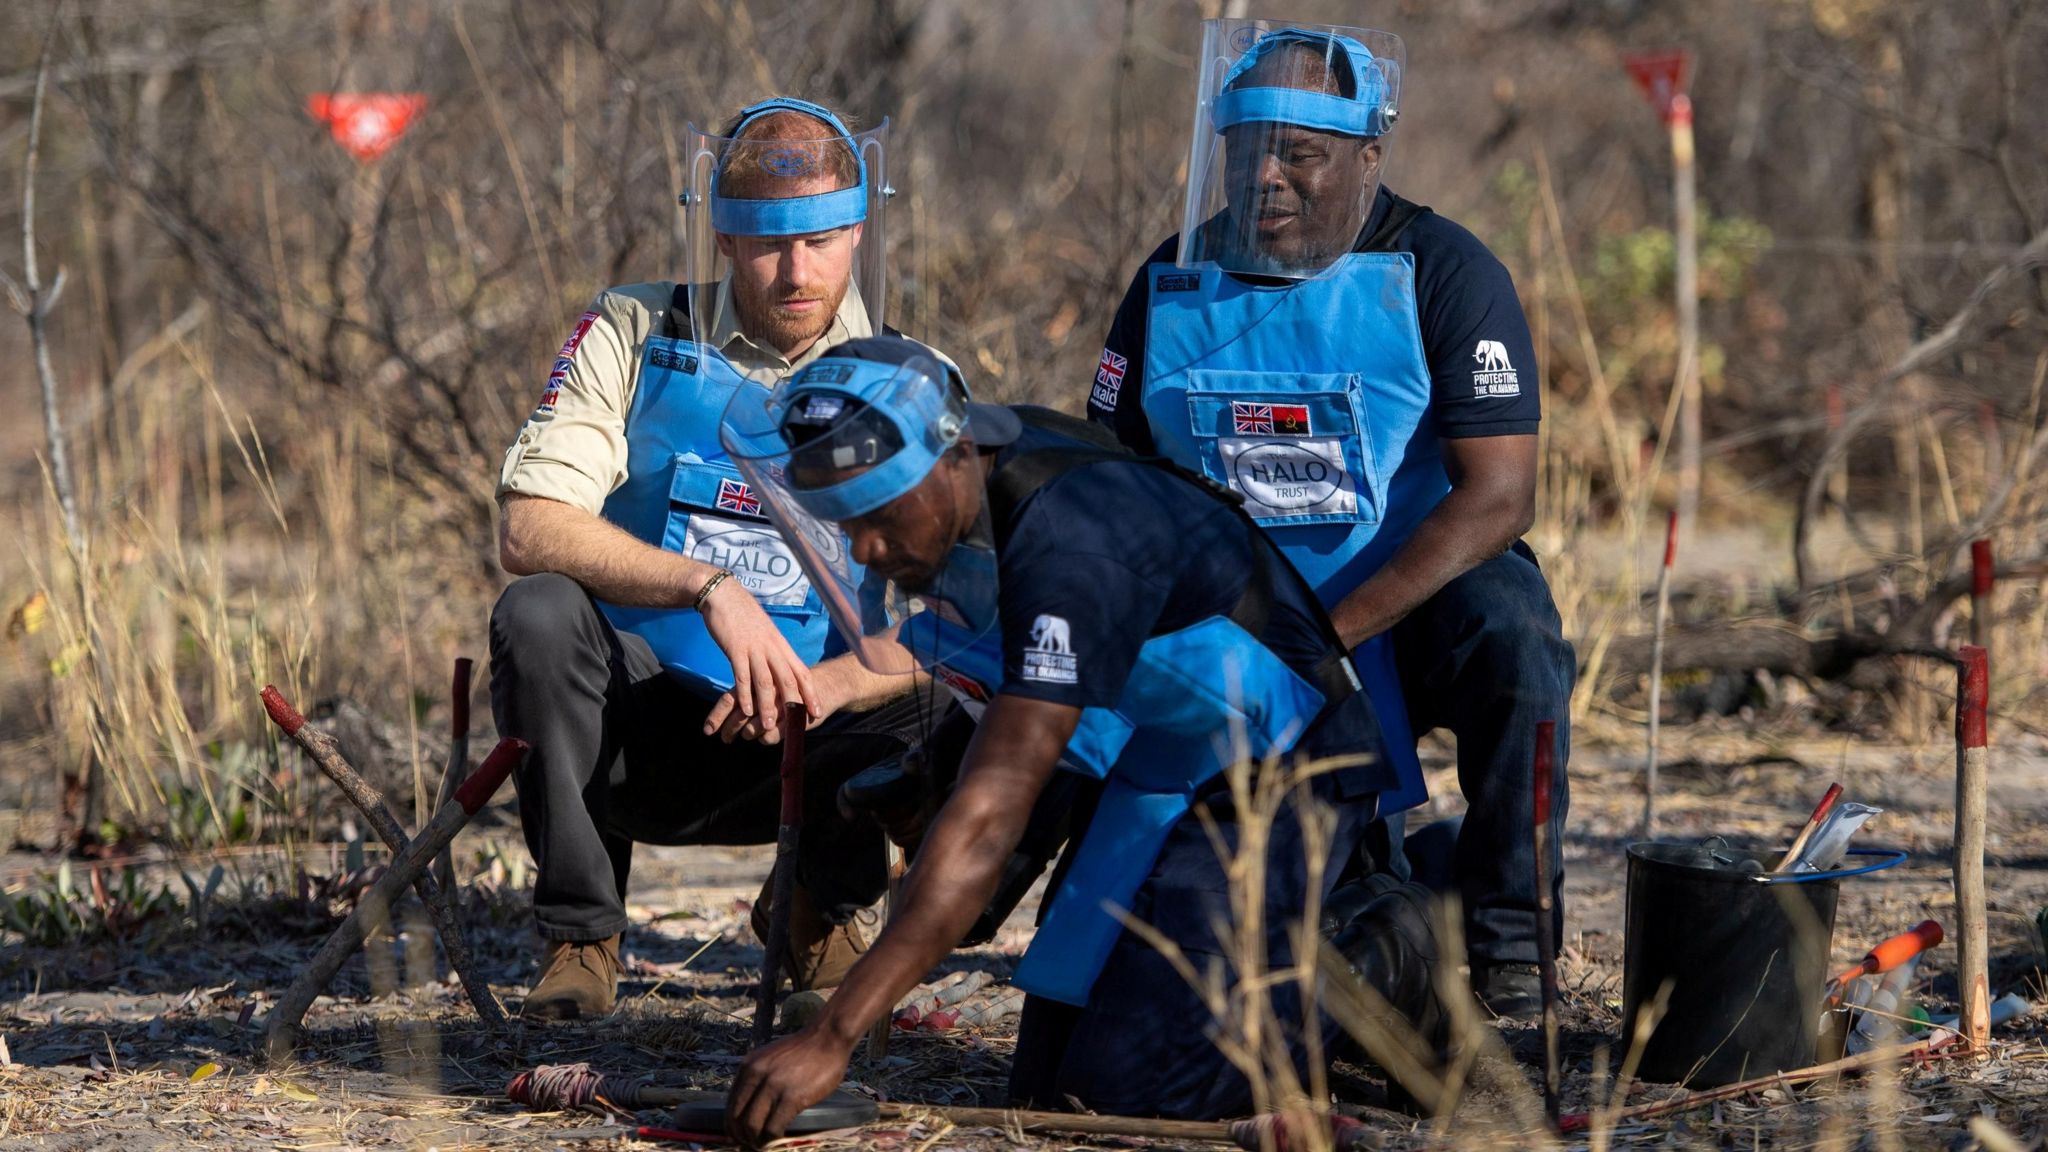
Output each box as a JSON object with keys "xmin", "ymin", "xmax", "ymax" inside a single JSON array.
[{"xmin": 498, "ymin": 278, "xmax": 872, "ymax": 514}]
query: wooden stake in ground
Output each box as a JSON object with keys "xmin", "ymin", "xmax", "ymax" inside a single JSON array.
[
  {"xmin": 433, "ymin": 658, "xmax": 474, "ymax": 899},
  {"xmin": 753, "ymin": 704, "xmax": 806, "ymax": 1049},
  {"xmin": 260, "ymin": 685, "xmax": 507, "ymax": 1029},
  {"xmin": 1643, "ymin": 508, "xmax": 1677, "ymax": 838},
  {"xmin": 1624, "ymin": 52, "xmax": 1701, "ymax": 541},
  {"xmin": 1670, "ymin": 93, "xmax": 1701, "ymax": 542},
  {"xmin": 1953, "ymin": 644, "xmax": 1991, "ymax": 1049},
  {"xmin": 1970, "ymin": 539, "xmax": 1994, "ymax": 650},
  {"xmin": 1532, "ymin": 719, "xmax": 1561, "ymax": 1125},
  {"xmin": 263, "ymin": 732, "xmax": 526, "ymax": 1060},
  {"xmin": 866, "ymin": 842, "xmax": 903, "ymax": 1064}
]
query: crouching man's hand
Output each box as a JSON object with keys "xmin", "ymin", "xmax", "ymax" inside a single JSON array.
[
  {"xmin": 706, "ymin": 653, "xmax": 922, "ymax": 745},
  {"xmin": 726, "ymin": 1025, "xmax": 856, "ymax": 1148},
  {"xmin": 698, "ymin": 578, "xmax": 816, "ymax": 737}
]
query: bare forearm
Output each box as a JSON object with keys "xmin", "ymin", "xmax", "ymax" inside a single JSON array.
[
  {"xmin": 1328, "ymin": 486, "xmax": 1527, "ymax": 648},
  {"xmin": 499, "ymin": 494, "xmax": 718, "ymax": 608},
  {"xmin": 814, "ymin": 655, "xmax": 924, "ymax": 715}
]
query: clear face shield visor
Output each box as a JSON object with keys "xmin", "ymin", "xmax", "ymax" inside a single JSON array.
[
  {"xmin": 1177, "ymin": 21, "xmax": 1403, "ymax": 279},
  {"xmin": 720, "ymin": 353, "xmax": 997, "ymax": 677},
  {"xmin": 680, "ymin": 98, "xmax": 890, "ymax": 357}
]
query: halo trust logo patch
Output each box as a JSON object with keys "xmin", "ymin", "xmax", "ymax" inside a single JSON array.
[
  {"xmin": 1217, "ymin": 437, "xmax": 1360, "ymax": 520},
  {"xmin": 1471, "ymin": 340, "xmax": 1521, "ymax": 397},
  {"xmin": 1020, "ymin": 614, "xmax": 1077, "ymax": 685}
]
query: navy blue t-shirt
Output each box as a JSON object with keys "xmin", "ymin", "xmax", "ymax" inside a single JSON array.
[
  {"xmin": 1087, "ymin": 187, "xmax": 1540, "ymax": 451},
  {"xmin": 989, "ymin": 422, "xmax": 1333, "ymax": 711}
]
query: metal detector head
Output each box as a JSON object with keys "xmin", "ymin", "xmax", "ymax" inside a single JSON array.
[{"xmin": 670, "ymin": 1088, "xmax": 880, "ymax": 1136}]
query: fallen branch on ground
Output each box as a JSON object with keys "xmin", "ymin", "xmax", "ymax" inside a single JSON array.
[{"xmin": 1559, "ymin": 1034, "xmax": 1962, "ymax": 1133}]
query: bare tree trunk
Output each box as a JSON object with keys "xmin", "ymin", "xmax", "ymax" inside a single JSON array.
[{"xmin": 4, "ymin": 23, "xmax": 107, "ymax": 846}]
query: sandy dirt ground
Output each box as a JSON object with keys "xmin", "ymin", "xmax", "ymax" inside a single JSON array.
[{"xmin": 2, "ymin": 724, "xmax": 2046, "ymax": 1150}]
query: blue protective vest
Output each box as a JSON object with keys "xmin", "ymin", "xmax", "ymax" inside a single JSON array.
[
  {"xmin": 904, "ymin": 610, "xmax": 1329, "ymax": 1006},
  {"xmin": 598, "ymin": 334, "xmax": 839, "ymax": 699},
  {"xmin": 1140, "ymin": 254, "xmax": 1442, "ymax": 806}
]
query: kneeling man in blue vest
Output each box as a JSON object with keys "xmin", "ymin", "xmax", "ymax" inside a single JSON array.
[
  {"xmin": 712, "ymin": 333, "xmax": 1446, "ymax": 1137},
  {"xmin": 1088, "ymin": 20, "xmax": 1576, "ymax": 1017}
]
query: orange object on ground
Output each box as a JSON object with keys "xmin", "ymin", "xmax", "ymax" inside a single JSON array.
[{"xmin": 1832, "ymin": 920, "xmax": 1944, "ymax": 989}]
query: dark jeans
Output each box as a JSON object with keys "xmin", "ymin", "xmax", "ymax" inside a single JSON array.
[
  {"xmin": 1008, "ymin": 769, "xmax": 1373, "ymax": 1119},
  {"xmin": 489, "ymin": 573, "xmax": 923, "ymax": 942},
  {"xmin": 1384, "ymin": 540, "xmax": 1574, "ymax": 967}
]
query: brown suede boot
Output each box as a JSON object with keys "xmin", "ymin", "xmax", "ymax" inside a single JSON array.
[
  {"xmin": 751, "ymin": 880, "xmax": 870, "ymax": 992},
  {"xmin": 521, "ymin": 933, "xmax": 622, "ymax": 1021}
]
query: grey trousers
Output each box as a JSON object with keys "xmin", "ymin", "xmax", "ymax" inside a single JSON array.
[{"xmin": 489, "ymin": 573, "xmax": 929, "ymax": 942}]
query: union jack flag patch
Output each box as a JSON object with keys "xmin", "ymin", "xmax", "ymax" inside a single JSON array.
[
  {"xmin": 1090, "ymin": 348, "xmax": 1128, "ymax": 412},
  {"xmin": 1096, "ymin": 349, "xmax": 1127, "ymax": 390},
  {"xmin": 714, "ymin": 478, "xmax": 761, "ymax": 517},
  {"xmin": 1231, "ymin": 401, "xmax": 1312, "ymax": 436}
]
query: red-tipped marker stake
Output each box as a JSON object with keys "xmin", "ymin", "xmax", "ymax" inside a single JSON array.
[
  {"xmin": 434, "ymin": 657, "xmax": 474, "ymax": 900},
  {"xmin": 264, "ymin": 732, "xmax": 527, "ymax": 1058},
  {"xmin": 753, "ymin": 704, "xmax": 807, "ymax": 1048},
  {"xmin": 1955, "ymin": 645, "xmax": 1991, "ymax": 1049},
  {"xmin": 1533, "ymin": 719, "xmax": 1561, "ymax": 1125},
  {"xmin": 1644, "ymin": 509, "xmax": 1678, "ymax": 838}
]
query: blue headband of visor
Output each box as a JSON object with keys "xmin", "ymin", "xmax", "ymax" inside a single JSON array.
[
  {"xmin": 1212, "ymin": 30, "xmax": 1392, "ymax": 138},
  {"xmin": 710, "ymin": 97, "xmax": 869, "ymax": 237},
  {"xmin": 772, "ymin": 358, "xmax": 963, "ymax": 522}
]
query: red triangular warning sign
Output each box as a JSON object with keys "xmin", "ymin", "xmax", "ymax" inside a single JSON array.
[
  {"xmin": 1624, "ymin": 51, "xmax": 1692, "ymax": 125},
  {"xmin": 307, "ymin": 93, "xmax": 427, "ymax": 162}
]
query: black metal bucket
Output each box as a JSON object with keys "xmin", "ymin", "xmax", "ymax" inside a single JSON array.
[{"xmin": 1620, "ymin": 842, "xmax": 1907, "ymax": 1087}]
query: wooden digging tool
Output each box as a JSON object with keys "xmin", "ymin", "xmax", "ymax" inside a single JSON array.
[
  {"xmin": 1954, "ymin": 644, "xmax": 1991, "ymax": 1049},
  {"xmin": 753, "ymin": 703, "xmax": 806, "ymax": 1048},
  {"xmin": 1643, "ymin": 508, "xmax": 1676, "ymax": 838},
  {"xmin": 260, "ymin": 685, "xmax": 507, "ymax": 1029},
  {"xmin": 432, "ymin": 657, "xmax": 474, "ymax": 900},
  {"xmin": 1532, "ymin": 719, "xmax": 1561, "ymax": 1125},
  {"xmin": 264, "ymin": 731, "xmax": 527, "ymax": 1060},
  {"xmin": 1772, "ymin": 781, "xmax": 1843, "ymax": 872}
]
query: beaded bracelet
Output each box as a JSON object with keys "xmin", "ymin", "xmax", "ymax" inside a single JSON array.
[{"xmin": 694, "ymin": 569, "xmax": 736, "ymax": 612}]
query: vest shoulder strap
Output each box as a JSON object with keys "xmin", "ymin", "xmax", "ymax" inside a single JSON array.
[
  {"xmin": 1356, "ymin": 193, "xmax": 1433, "ymax": 254},
  {"xmin": 984, "ymin": 407, "xmax": 1357, "ymax": 703},
  {"xmin": 662, "ymin": 283, "xmax": 693, "ymax": 339}
]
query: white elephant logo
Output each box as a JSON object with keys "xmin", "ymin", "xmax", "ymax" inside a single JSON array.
[
  {"xmin": 1022, "ymin": 614, "xmax": 1079, "ymax": 683},
  {"xmin": 1029, "ymin": 614, "xmax": 1072, "ymax": 654},
  {"xmin": 1473, "ymin": 340, "xmax": 1513, "ymax": 372}
]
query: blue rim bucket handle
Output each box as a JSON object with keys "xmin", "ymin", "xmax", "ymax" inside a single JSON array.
[{"xmin": 1756, "ymin": 846, "xmax": 1908, "ymax": 885}]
